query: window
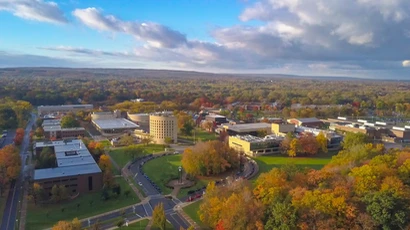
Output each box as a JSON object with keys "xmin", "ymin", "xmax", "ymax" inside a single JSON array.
[{"xmin": 88, "ymin": 176, "xmax": 93, "ymax": 191}]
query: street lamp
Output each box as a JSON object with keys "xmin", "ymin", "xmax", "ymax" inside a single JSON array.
[{"xmin": 178, "ymin": 166, "xmax": 182, "ymax": 184}]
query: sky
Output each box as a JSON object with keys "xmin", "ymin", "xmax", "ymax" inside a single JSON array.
[{"xmin": 1, "ymin": 0, "xmax": 410, "ymax": 79}]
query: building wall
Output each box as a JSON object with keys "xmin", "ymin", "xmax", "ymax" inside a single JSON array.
[
  {"xmin": 333, "ymin": 125, "xmax": 381, "ymax": 139},
  {"xmin": 149, "ymin": 115, "xmax": 178, "ymax": 144},
  {"xmin": 390, "ymin": 129, "xmax": 410, "ymax": 140},
  {"xmin": 301, "ymin": 121, "xmax": 324, "ymax": 128},
  {"xmin": 271, "ymin": 123, "xmax": 295, "ymax": 136},
  {"xmin": 127, "ymin": 113, "xmax": 150, "ymax": 125},
  {"xmin": 44, "ymin": 129, "xmax": 85, "ymax": 139},
  {"xmin": 91, "ymin": 112, "xmax": 115, "ymax": 120},
  {"xmin": 36, "ymin": 172, "xmax": 103, "ymax": 195}
]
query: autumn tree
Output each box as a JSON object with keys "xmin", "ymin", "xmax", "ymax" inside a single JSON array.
[
  {"xmin": 182, "ymin": 141, "xmax": 240, "ymax": 176},
  {"xmin": 52, "ymin": 218, "xmax": 81, "ymax": 230},
  {"xmin": 315, "ymin": 131, "xmax": 328, "ymax": 153},
  {"xmin": 0, "ymin": 144, "xmax": 21, "ymax": 195},
  {"xmin": 280, "ymin": 132, "xmax": 294, "ymax": 154},
  {"xmin": 298, "ymin": 133, "xmax": 319, "ymax": 155},
  {"xmin": 203, "ymin": 121, "xmax": 214, "ymax": 133},
  {"xmin": 98, "ymin": 155, "xmax": 112, "ymax": 172},
  {"xmin": 200, "ymin": 180, "xmax": 264, "ymax": 230},
  {"xmin": 87, "ymin": 141, "xmax": 105, "ymax": 162},
  {"xmin": 34, "ymin": 126, "xmax": 44, "ymax": 138},
  {"xmin": 152, "ymin": 202, "xmax": 166, "ymax": 230},
  {"xmin": 288, "ymin": 138, "xmax": 301, "ymax": 157},
  {"xmin": 14, "ymin": 128, "xmax": 24, "ymax": 145}
]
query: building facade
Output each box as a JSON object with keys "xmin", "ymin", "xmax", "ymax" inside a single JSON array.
[
  {"xmin": 228, "ymin": 135, "xmax": 283, "ymax": 157},
  {"xmin": 149, "ymin": 113, "xmax": 177, "ymax": 144}
]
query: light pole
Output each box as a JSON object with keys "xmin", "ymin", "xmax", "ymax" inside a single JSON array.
[{"xmin": 178, "ymin": 166, "xmax": 182, "ymax": 184}]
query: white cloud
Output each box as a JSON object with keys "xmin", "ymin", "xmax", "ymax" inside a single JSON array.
[
  {"xmin": 0, "ymin": 0, "xmax": 67, "ymax": 24},
  {"xmin": 72, "ymin": 7, "xmax": 187, "ymax": 48},
  {"xmin": 403, "ymin": 60, "xmax": 410, "ymax": 67}
]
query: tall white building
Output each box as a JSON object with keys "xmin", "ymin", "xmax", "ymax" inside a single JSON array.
[{"xmin": 149, "ymin": 113, "xmax": 177, "ymax": 144}]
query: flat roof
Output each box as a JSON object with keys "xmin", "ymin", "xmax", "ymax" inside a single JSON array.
[
  {"xmin": 42, "ymin": 119, "xmax": 61, "ymax": 126},
  {"xmin": 92, "ymin": 118, "xmax": 139, "ymax": 130},
  {"xmin": 225, "ymin": 123, "xmax": 271, "ymax": 133},
  {"xmin": 34, "ymin": 139, "xmax": 101, "ymax": 180},
  {"xmin": 206, "ymin": 114, "xmax": 226, "ymax": 118},
  {"xmin": 43, "ymin": 125, "xmax": 62, "ymax": 131},
  {"xmin": 231, "ymin": 134, "xmax": 283, "ymax": 143}
]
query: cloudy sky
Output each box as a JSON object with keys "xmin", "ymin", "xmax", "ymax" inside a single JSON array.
[{"xmin": 1, "ymin": 0, "xmax": 410, "ymax": 78}]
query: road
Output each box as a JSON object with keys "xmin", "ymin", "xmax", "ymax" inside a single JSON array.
[
  {"xmin": 0, "ymin": 130, "xmax": 16, "ymax": 149},
  {"xmin": 0, "ymin": 114, "xmax": 35, "ymax": 230}
]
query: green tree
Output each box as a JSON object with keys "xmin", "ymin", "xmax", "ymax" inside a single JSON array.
[
  {"xmin": 51, "ymin": 185, "xmax": 68, "ymax": 203},
  {"xmin": 152, "ymin": 203, "xmax": 166, "ymax": 230},
  {"xmin": 61, "ymin": 114, "xmax": 80, "ymax": 128},
  {"xmin": 164, "ymin": 136, "xmax": 173, "ymax": 145},
  {"xmin": 364, "ymin": 190, "xmax": 410, "ymax": 229},
  {"xmin": 119, "ymin": 134, "xmax": 134, "ymax": 146},
  {"xmin": 124, "ymin": 145, "xmax": 145, "ymax": 160},
  {"xmin": 342, "ymin": 132, "xmax": 370, "ymax": 149}
]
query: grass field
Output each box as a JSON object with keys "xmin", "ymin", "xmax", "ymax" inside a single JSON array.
[
  {"xmin": 109, "ymin": 144, "xmax": 166, "ymax": 169},
  {"xmin": 179, "ymin": 128, "xmax": 217, "ymax": 142},
  {"xmin": 183, "ymin": 200, "xmax": 207, "ymax": 228},
  {"xmin": 126, "ymin": 219, "xmax": 150, "ymax": 229},
  {"xmin": 143, "ymin": 155, "xmax": 182, "ymax": 195},
  {"xmin": 26, "ymin": 177, "xmax": 139, "ymax": 230},
  {"xmin": 254, "ymin": 151, "xmax": 339, "ymax": 177}
]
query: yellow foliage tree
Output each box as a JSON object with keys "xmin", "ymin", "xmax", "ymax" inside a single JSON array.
[{"xmin": 288, "ymin": 138, "xmax": 301, "ymax": 157}]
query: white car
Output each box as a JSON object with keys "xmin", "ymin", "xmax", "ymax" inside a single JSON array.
[{"xmin": 138, "ymin": 182, "xmax": 143, "ymax": 186}]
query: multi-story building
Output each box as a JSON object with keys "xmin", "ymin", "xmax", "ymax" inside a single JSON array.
[
  {"xmin": 38, "ymin": 104, "xmax": 93, "ymax": 116},
  {"xmin": 228, "ymin": 135, "xmax": 283, "ymax": 157},
  {"xmin": 34, "ymin": 139, "xmax": 102, "ymax": 195},
  {"xmin": 149, "ymin": 113, "xmax": 177, "ymax": 144}
]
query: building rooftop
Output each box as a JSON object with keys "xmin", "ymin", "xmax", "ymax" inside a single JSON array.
[
  {"xmin": 43, "ymin": 125, "xmax": 62, "ymax": 131},
  {"xmin": 224, "ymin": 123, "xmax": 271, "ymax": 133},
  {"xmin": 34, "ymin": 139, "xmax": 101, "ymax": 180},
  {"xmin": 42, "ymin": 119, "xmax": 61, "ymax": 127},
  {"xmin": 92, "ymin": 118, "xmax": 139, "ymax": 130}
]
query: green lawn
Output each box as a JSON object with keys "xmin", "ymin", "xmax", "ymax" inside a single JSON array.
[
  {"xmin": 179, "ymin": 128, "xmax": 217, "ymax": 142},
  {"xmin": 126, "ymin": 219, "xmax": 150, "ymax": 229},
  {"xmin": 143, "ymin": 155, "xmax": 182, "ymax": 195},
  {"xmin": 26, "ymin": 177, "xmax": 139, "ymax": 230},
  {"xmin": 143, "ymin": 154, "xmax": 208, "ymax": 198},
  {"xmin": 151, "ymin": 221, "xmax": 174, "ymax": 230},
  {"xmin": 183, "ymin": 200, "xmax": 206, "ymax": 228},
  {"xmin": 109, "ymin": 144, "xmax": 165, "ymax": 169},
  {"xmin": 254, "ymin": 151, "xmax": 339, "ymax": 177}
]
